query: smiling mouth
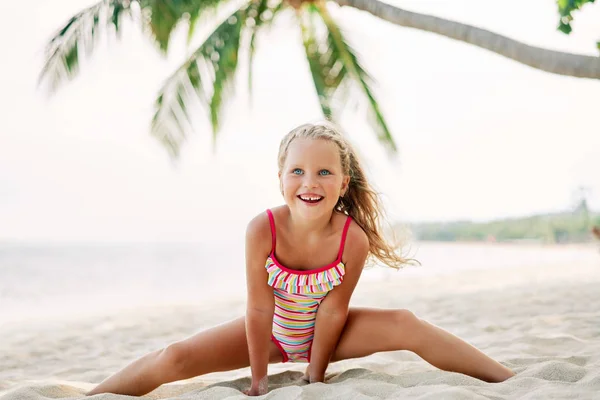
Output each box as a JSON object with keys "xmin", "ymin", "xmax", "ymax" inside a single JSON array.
[{"xmin": 297, "ymin": 195, "xmax": 324, "ymax": 204}]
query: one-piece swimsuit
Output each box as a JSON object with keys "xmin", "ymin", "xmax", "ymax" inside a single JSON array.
[{"xmin": 265, "ymin": 209, "xmax": 352, "ymax": 363}]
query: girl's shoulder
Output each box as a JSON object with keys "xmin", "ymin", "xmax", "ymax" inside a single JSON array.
[
  {"xmin": 245, "ymin": 205, "xmax": 287, "ymax": 248},
  {"xmin": 245, "ymin": 209, "xmax": 273, "ymax": 251},
  {"xmin": 268, "ymin": 204, "xmax": 289, "ymax": 220},
  {"xmin": 340, "ymin": 216, "xmax": 370, "ymax": 264}
]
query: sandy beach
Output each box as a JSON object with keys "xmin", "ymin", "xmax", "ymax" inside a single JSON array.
[{"xmin": 1, "ymin": 242, "xmax": 599, "ymax": 399}]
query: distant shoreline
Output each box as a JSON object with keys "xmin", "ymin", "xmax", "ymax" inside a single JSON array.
[{"xmin": 409, "ymin": 240, "xmax": 598, "ymax": 250}]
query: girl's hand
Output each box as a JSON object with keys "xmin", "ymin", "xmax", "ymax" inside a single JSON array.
[
  {"xmin": 243, "ymin": 376, "xmax": 268, "ymax": 396},
  {"xmin": 301, "ymin": 365, "xmax": 310, "ymax": 382},
  {"xmin": 302, "ymin": 365, "xmax": 325, "ymax": 384}
]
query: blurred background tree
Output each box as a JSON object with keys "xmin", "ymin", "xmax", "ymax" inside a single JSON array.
[
  {"xmin": 408, "ymin": 185, "xmax": 600, "ymax": 244},
  {"xmin": 39, "ymin": 0, "xmax": 599, "ymax": 158}
]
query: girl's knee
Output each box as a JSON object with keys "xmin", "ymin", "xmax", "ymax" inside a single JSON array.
[
  {"xmin": 157, "ymin": 343, "xmax": 188, "ymax": 377},
  {"xmin": 393, "ymin": 309, "xmax": 423, "ymax": 350},
  {"xmin": 394, "ymin": 309, "xmax": 420, "ymax": 328}
]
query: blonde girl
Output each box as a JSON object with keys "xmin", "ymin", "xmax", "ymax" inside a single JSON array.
[{"xmin": 88, "ymin": 122, "xmax": 514, "ymax": 397}]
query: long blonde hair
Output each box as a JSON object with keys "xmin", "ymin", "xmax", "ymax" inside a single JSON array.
[{"xmin": 277, "ymin": 122, "xmax": 414, "ymax": 269}]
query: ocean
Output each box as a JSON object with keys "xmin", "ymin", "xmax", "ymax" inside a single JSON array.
[{"xmin": 1, "ymin": 241, "xmax": 597, "ymax": 324}]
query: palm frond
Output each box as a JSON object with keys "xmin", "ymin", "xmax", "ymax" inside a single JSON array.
[
  {"xmin": 186, "ymin": 7, "xmax": 202, "ymax": 44},
  {"xmin": 209, "ymin": 13, "xmax": 243, "ymax": 136},
  {"xmin": 39, "ymin": 0, "xmax": 131, "ymax": 92},
  {"xmin": 152, "ymin": 0, "xmax": 286, "ymax": 158},
  {"xmin": 299, "ymin": 7, "xmax": 348, "ymax": 119},
  {"xmin": 557, "ymin": 0, "xmax": 595, "ymax": 34},
  {"xmin": 151, "ymin": 6, "xmax": 245, "ymax": 158},
  {"xmin": 39, "ymin": 0, "xmax": 231, "ymax": 93},
  {"xmin": 139, "ymin": 0, "xmax": 225, "ymax": 52},
  {"xmin": 310, "ymin": 3, "xmax": 397, "ymax": 151}
]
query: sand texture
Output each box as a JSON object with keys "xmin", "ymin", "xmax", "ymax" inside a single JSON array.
[{"xmin": 1, "ymin": 244, "xmax": 599, "ymax": 399}]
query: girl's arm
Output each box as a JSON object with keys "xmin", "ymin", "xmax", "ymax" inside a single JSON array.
[
  {"xmin": 244, "ymin": 214, "xmax": 275, "ymax": 395},
  {"xmin": 308, "ymin": 224, "xmax": 369, "ymax": 381}
]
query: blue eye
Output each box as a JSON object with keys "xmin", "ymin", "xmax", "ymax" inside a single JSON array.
[
  {"xmin": 319, "ymin": 170, "xmax": 331, "ymax": 176},
  {"xmin": 292, "ymin": 168, "xmax": 303, "ymax": 175}
]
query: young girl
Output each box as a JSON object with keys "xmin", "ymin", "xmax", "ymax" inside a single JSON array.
[{"xmin": 87, "ymin": 122, "xmax": 514, "ymax": 397}]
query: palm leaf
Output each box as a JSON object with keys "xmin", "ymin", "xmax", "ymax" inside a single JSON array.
[
  {"xmin": 299, "ymin": 7, "xmax": 348, "ymax": 120},
  {"xmin": 39, "ymin": 0, "xmax": 229, "ymax": 92},
  {"xmin": 39, "ymin": 0, "xmax": 131, "ymax": 92},
  {"xmin": 152, "ymin": 0, "xmax": 285, "ymax": 158},
  {"xmin": 151, "ymin": 6, "xmax": 245, "ymax": 157},
  {"xmin": 556, "ymin": 0, "xmax": 595, "ymax": 34},
  {"xmin": 310, "ymin": 3, "xmax": 397, "ymax": 151},
  {"xmin": 139, "ymin": 0, "xmax": 226, "ymax": 52}
]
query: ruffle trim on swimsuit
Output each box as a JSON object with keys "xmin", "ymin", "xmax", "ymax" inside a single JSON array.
[{"xmin": 265, "ymin": 257, "xmax": 345, "ymax": 294}]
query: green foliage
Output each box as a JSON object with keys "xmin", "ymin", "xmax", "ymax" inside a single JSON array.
[
  {"xmin": 305, "ymin": 4, "xmax": 397, "ymax": 151},
  {"xmin": 151, "ymin": 0, "xmax": 282, "ymax": 157},
  {"xmin": 410, "ymin": 211, "xmax": 600, "ymax": 244},
  {"xmin": 557, "ymin": 0, "xmax": 596, "ymax": 33},
  {"xmin": 40, "ymin": 0, "xmax": 399, "ymax": 157},
  {"xmin": 38, "ymin": 0, "xmax": 600, "ymax": 158},
  {"xmin": 39, "ymin": 0, "xmax": 227, "ymax": 93},
  {"xmin": 139, "ymin": 0, "xmax": 223, "ymax": 52},
  {"xmin": 556, "ymin": 1, "xmax": 599, "ymax": 51},
  {"xmin": 299, "ymin": 8, "xmax": 346, "ymax": 119},
  {"xmin": 39, "ymin": 1, "xmax": 126, "ymax": 91}
]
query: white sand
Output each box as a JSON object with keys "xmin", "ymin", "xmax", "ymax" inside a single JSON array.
[{"xmin": 1, "ymin": 243, "xmax": 599, "ymax": 399}]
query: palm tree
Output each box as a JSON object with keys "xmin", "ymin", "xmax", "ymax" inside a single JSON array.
[{"xmin": 39, "ymin": 0, "xmax": 600, "ymax": 158}]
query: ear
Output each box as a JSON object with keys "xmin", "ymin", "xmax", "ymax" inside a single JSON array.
[
  {"xmin": 278, "ymin": 172, "xmax": 283, "ymax": 193},
  {"xmin": 341, "ymin": 175, "xmax": 350, "ymax": 195}
]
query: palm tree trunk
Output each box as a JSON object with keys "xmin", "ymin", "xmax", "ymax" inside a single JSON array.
[{"xmin": 333, "ymin": 0, "xmax": 600, "ymax": 79}]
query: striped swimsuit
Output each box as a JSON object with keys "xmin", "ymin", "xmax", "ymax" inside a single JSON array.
[{"xmin": 265, "ymin": 209, "xmax": 352, "ymax": 363}]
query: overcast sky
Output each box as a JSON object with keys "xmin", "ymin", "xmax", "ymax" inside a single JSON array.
[{"xmin": 1, "ymin": 0, "xmax": 599, "ymax": 243}]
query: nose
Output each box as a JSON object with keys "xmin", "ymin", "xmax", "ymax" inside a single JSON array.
[{"xmin": 302, "ymin": 175, "xmax": 318, "ymax": 189}]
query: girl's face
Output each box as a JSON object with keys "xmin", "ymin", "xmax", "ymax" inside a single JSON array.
[{"xmin": 279, "ymin": 138, "xmax": 350, "ymax": 220}]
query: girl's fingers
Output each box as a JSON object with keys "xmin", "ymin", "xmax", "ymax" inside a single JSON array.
[
  {"xmin": 243, "ymin": 388, "xmax": 266, "ymax": 396},
  {"xmin": 302, "ymin": 365, "xmax": 310, "ymax": 381}
]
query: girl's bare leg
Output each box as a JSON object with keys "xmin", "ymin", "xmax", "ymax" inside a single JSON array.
[
  {"xmin": 331, "ymin": 308, "xmax": 514, "ymax": 383},
  {"xmin": 87, "ymin": 317, "xmax": 283, "ymax": 396}
]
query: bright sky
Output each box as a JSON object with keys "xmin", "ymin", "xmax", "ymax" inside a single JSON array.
[{"xmin": 1, "ymin": 0, "xmax": 599, "ymax": 242}]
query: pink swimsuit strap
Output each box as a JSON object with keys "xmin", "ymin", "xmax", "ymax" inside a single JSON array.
[{"xmin": 266, "ymin": 209, "xmax": 352, "ymax": 266}]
